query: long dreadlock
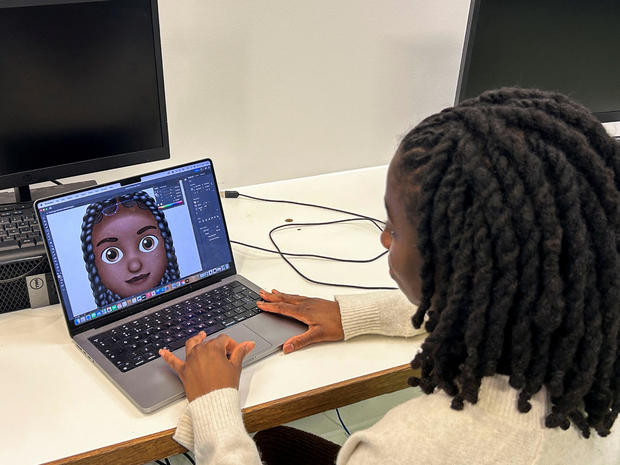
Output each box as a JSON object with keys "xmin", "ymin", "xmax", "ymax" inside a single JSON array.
[{"xmin": 396, "ymin": 87, "xmax": 619, "ymax": 437}]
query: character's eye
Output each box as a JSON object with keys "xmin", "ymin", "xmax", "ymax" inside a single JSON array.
[
  {"xmin": 139, "ymin": 235, "xmax": 159, "ymax": 253},
  {"xmin": 101, "ymin": 247, "xmax": 123, "ymax": 264}
]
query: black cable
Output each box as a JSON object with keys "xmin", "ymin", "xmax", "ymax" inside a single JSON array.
[
  {"xmin": 229, "ymin": 191, "xmax": 386, "ymax": 230},
  {"xmin": 267, "ymin": 221, "xmax": 395, "ymax": 290},
  {"xmin": 225, "ymin": 191, "xmax": 397, "ymax": 290},
  {"xmin": 50, "ymin": 179, "xmax": 63, "ymax": 185},
  {"xmin": 183, "ymin": 452, "xmax": 196, "ymax": 465},
  {"xmin": 336, "ymin": 408, "xmax": 351, "ymax": 436},
  {"xmin": 232, "ymin": 218, "xmax": 387, "ymax": 263},
  {"xmin": 232, "ymin": 238, "xmax": 387, "ymax": 262}
]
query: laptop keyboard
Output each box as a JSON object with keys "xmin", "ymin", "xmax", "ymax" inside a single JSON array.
[{"xmin": 89, "ymin": 281, "xmax": 262, "ymax": 372}]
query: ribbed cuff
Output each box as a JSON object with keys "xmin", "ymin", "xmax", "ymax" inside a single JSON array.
[
  {"xmin": 188, "ymin": 388, "xmax": 247, "ymax": 445},
  {"xmin": 173, "ymin": 403, "xmax": 194, "ymax": 450},
  {"xmin": 336, "ymin": 293, "xmax": 383, "ymax": 340},
  {"xmin": 336, "ymin": 290, "xmax": 425, "ymax": 340}
]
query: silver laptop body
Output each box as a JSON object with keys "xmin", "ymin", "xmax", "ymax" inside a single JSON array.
[{"xmin": 36, "ymin": 158, "xmax": 305, "ymax": 412}]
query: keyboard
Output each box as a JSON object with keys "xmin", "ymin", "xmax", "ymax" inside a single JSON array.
[
  {"xmin": 89, "ymin": 281, "xmax": 262, "ymax": 372},
  {"xmin": 0, "ymin": 202, "xmax": 45, "ymax": 262}
]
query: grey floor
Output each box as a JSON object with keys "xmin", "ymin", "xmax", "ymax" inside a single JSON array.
[{"xmin": 145, "ymin": 387, "xmax": 422, "ymax": 464}]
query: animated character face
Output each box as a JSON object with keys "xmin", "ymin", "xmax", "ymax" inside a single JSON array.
[{"xmin": 91, "ymin": 202, "xmax": 167, "ymax": 298}]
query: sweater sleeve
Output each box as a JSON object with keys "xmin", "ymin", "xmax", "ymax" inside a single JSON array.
[
  {"xmin": 335, "ymin": 290, "xmax": 424, "ymax": 340},
  {"xmin": 172, "ymin": 388, "xmax": 262, "ymax": 465}
]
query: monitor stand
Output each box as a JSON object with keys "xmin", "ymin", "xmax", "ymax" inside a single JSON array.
[{"xmin": 0, "ymin": 181, "xmax": 97, "ymax": 204}]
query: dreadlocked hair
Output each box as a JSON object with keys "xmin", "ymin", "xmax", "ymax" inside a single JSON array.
[
  {"xmin": 399, "ymin": 87, "xmax": 620, "ymax": 437},
  {"xmin": 80, "ymin": 191, "xmax": 180, "ymax": 307}
]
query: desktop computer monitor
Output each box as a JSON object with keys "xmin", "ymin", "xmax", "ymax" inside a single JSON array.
[
  {"xmin": 0, "ymin": 0, "xmax": 170, "ymax": 202},
  {"xmin": 455, "ymin": 0, "xmax": 620, "ymax": 125}
]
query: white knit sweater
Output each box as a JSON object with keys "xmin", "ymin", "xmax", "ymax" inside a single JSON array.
[{"xmin": 172, "ymin": 291, "xmax": 619, "ymax": 465}]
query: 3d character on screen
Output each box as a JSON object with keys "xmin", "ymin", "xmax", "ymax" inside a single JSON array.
[{"xmin": 80, "ymin": 191, "xmax": 180, "ymax": 307}]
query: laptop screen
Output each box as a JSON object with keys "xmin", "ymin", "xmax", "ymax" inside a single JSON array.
[{"xmin": 37, "ymin": 159, "xmax": 234, "ymax": 329}]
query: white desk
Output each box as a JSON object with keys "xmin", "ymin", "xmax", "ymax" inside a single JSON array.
[{"xmin": 0, "ymin": 165, "xmax": 423, "ymax": 465}]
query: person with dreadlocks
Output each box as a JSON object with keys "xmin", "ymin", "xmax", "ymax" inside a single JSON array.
[
  {"xmin": 159, "ymin": 88, "xmax": 619, "ymax": 464},
  {"xmin": 80, "ymin": 190, "xmax": 180, "ymax": 307}
]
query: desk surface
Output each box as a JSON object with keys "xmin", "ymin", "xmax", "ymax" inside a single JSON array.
[{"xmin": 0, "ymin": 165, "xmax": 423, "ymax": 465}]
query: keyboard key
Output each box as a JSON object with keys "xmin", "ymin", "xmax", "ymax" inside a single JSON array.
[
  {"xmin": 205, "ymin": 322, "xmax": 225, "ymax": 335},
  {"xmin": 0, "ymin": 240, "xmax": 19, "ymax": 251},
  {"xmin": 20, "ymin": 239, "xmax": 36, "ymax": 248},
  {"xmin": 165, "ymin": 338, "xmax": 186, "ymax": 352}
]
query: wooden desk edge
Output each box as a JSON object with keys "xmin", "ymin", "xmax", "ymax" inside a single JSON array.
[{"xmin": 44, "ymin": 363, "xmax": 418, "ymax": 465}]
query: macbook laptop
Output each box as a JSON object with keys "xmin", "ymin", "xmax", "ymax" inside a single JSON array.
[{"xmin": 35, "ymin": 158, "xmax": 305, "ymax": 412}]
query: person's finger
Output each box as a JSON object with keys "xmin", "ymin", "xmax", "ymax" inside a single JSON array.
[
  {"xmin": 229, "ymin": 341, "xmax": 256, "ymax": 369},
  {"xmin": 210, "ymin": 334, "xmax": 237, "ymax": 358},
  {"xmin": 256, "ymin": 300, "xmax": 310, "ymax": 323},
  {"xmin": 258, "ymin": 289, "xmax": 287, "ymax": 303},
  {"xmin": 185, "ymin": 331, "xmax": 206, "ymax": 354},
  {"xmin": 159, "ymin": 348, "xmax": 184, "ymax": 374},
  {"xmin": 221, "ymin": 334, "xmax": 241, "ymax": 355},
  {"xmin": 260, "ymin": 289, "xmax": 306, "ymax": 305},
  {"xmin": 270, "ymin": 289, "xmax": 307, "ymax": 304},
  {"xmin": 282, "ymin": 327, "xmax": 320, "ymax": 354}
]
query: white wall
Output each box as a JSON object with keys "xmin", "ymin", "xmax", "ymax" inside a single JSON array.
[{"xmin": 65, "ymin": 0, "xmax": 472, "ymax": 189}]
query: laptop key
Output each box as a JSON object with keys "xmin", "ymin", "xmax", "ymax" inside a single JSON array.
[
  {"xmin": 165, "ymin": 338, "xmax": 186, "ymax": 352},
  {"xmin": 205, "ymin": 322, "xmax": 224, "ymax": 335},
  {"xmin": 241, "ymin": 310, "xmax": 256, "ymax": 319},
  {"xmin": 0, "ymin": 240, "xmax": 19, "ymax": 251}
]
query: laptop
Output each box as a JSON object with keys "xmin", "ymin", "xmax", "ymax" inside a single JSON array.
[{"xmin": 35, "ymin": 158, "xmax": 306, "ymax": 413}]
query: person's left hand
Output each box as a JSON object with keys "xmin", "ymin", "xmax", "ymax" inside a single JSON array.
[{"xmin": 159, "ymin": 332, "xmax": 256, "ymax": 402}]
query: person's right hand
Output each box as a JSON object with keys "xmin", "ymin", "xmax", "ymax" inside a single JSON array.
[{"xmin": 257, "ymin": 289, "xmax": 344, "ymax": 354}]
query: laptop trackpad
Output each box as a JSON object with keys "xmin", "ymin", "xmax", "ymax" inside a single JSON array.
[{"xmin": 217, "ymin": 324, "xmax": 273, "ymax": 355}]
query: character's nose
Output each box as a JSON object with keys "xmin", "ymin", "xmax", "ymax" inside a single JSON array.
[{"xmin": 127, "ymin": 256, "xmax": 142, "ymax": 273}]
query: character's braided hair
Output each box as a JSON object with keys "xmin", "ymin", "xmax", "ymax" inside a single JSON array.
[
  {"xmin": 397, "ymin": 87, "xmax": 620, "ymax": 437},
  {"xmin": 80, "ymin": 191, "xmax": 180, "ymax": 307}
]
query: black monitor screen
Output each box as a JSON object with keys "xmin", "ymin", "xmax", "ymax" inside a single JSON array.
[
  {"xmin": 456, "ymin": 0, "xmax": 620, "ymax": 122},
  {"xmin": 0, "ymin": 0, "xmax": 168, "ymax": 189}
]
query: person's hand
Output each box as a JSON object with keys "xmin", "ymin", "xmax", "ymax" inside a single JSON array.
[
  {"xmin": 159, "ymin": 332, "xmax": 255, "ymax": 402},
  {"xmin": 257, "ymin": 289, "xmax": 344, "ymax": 354}
]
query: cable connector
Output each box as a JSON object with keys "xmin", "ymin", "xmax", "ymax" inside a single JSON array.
[{"xmin": 220, "ymin": 190, "xmax": 240, "ymax": 198}]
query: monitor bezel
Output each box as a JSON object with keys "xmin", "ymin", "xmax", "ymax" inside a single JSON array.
[
  {"xmin": 454, "ymin": 0, "xmax": 619, "ymax": 123},
  {"xmin": 0, "ymin": 0, "xmax": 170, "ymax": 191}
]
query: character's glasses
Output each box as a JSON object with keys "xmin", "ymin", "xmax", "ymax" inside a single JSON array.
[{"xmin": 101, "ymin": 199, "xmax": 137, "ymax": 216}]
